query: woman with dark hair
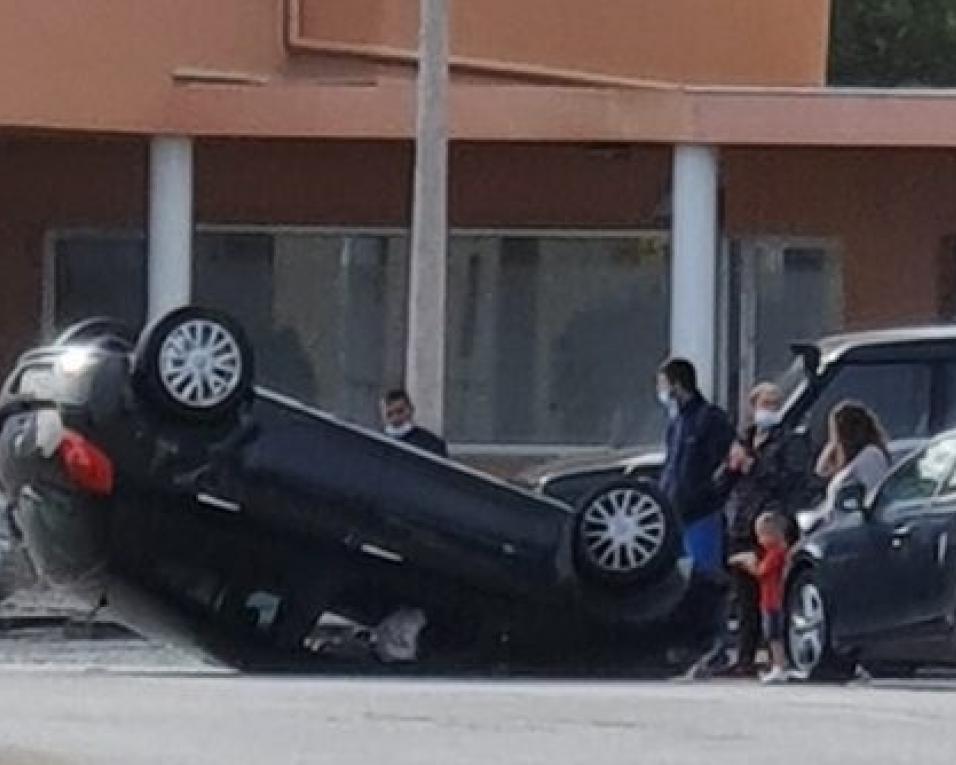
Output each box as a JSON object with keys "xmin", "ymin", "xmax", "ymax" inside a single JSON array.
[{"xmin": 815, "ymin": 401, "xmax": 891, "ymax": 512}]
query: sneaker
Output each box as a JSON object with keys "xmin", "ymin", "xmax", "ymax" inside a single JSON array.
[{"xmin": 760, "ymin": 666, "xmax": 789, "ymax": 685}]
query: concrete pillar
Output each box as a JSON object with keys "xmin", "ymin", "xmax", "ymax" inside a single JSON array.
[
  {"xmin": 406, "ymin": 0, "xmax": 449, "ymax": 433},
  {"xmin": 148, "ymin": 136, "xmax": 193, "ymax": 320},
  {"xmin": 671, "ymin": 144, "xmax": 719, "ymax": 398}
]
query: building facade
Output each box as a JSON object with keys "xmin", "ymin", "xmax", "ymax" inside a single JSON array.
[{"xmin": 2, "ymin": 0, "xmax": 955, "ymax": 469}]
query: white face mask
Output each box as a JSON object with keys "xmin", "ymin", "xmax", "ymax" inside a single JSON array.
[
  {"xmin": 385, "ymin": 422, "xmax": 415, "ymax": 438},
  {"xmin": 658, "ymin": 390, "xmax": 679, "ymax": 419},
  {"xmin": 753, "ymin": 408, "xmax": 782, "ymax": 430}
]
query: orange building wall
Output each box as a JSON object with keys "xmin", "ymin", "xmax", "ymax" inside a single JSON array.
[
  {"xmin": 0, "ymin": 137, "xmax": 147, "ymax": 371},
  {"xmin": 725, "ymin": 148, "xmax": 956, "ymax": 329},
  {"xmin": 196, "ymin": 140, "xmax": 669, "ymax": 229},
  {"xmin": 301, "ymin": 0, "xmax": 830, "ymax": 86},
  {"xmin": 0, "ymin": 1, "xmax": 830, "ymax": 137}
]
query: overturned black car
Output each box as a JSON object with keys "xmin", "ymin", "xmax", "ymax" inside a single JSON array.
[{"xmin": 0, "ymin": 309, "xmax": 694, "ymax": 666}]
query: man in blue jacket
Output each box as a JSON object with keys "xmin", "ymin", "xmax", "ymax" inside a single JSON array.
[{"xmin": 657, "ymin": 358, "xmax": 736, "ymax": 676}]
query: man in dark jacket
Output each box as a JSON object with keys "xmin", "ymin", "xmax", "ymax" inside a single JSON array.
[
  {"xmin": 657, "ymin": 358, "xmax": 735, "ymax": 678},
  {"xmin": 657, "ymin": 359, "xmax": 736, "ymax": 573},
  {"xmin": 380, "ymin": 389, "xmax": 448, "ymax": 457}
]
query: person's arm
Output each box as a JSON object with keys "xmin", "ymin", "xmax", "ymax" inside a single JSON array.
[
  {"xmin": 729, "ymin": 551, "xmax": 759, "ymax": 575},
  {"xmin": 849, "ymin": 446, "xmax": 890, "ymax": 495},
  {"xmin": 671, "ymin": 407, "xmax": 736, "ymax": 522},
  {"xmin": 727, "ymin": 441, "xmax": 753, "ymax": 474},
  {"xmin": 709, "ymin": 410, "xmax": 738, "ymax": 482}
]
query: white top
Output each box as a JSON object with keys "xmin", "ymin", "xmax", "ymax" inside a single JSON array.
[{"xmin": 825, "ymin": 444, "xmax": 891, "ymax": 509}]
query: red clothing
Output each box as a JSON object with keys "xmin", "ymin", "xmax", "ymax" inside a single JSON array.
[{"xmin": 756, "ymin": 543, "xmax": 788, "ymax": 612}]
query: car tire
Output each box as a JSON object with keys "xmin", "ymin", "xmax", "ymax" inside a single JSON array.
[
  {"xmin": 573, "ymin": 478, "xmax": 681, "ymax": 587},
  {"xmin": 786, "ymin": 568, "xmax": 855, "ymax": 682},
  {"xmin": 132, "ymin": 307, "xmax": 254, "ymax": 424}
]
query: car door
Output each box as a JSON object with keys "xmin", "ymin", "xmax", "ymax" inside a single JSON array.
[
  {"xmin": 850, "ymin": 437, "xmax": 956, "ymax": 638},
  {"xmin": 915, "ymin": 460, "xmax": 956, "ymax": 627}
]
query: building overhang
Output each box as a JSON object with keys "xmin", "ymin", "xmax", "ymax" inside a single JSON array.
[{"xmin": 7, "ymin": 77, "xmax": 956, "ymax": 149}]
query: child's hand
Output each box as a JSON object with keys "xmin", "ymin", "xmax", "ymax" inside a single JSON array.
[
  {"xmin": 728, "ymin": 552, "xmax": 757, "ymax": 570},
  {"xmin": 727, "ymin": 442, "xmax": 753, "ymax": 473}
]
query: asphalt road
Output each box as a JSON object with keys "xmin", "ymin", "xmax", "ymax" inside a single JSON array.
[{"xmin": 2, "ymin": 670, "xmax": 956, "ymax": 765}]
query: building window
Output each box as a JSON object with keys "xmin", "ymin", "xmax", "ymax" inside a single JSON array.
[
  {"xmin": 445, "ymin": 234, "xmax": 669, "ymax": 446},
  {"xmin": 47, "ymin": 229, "xmax": 408, "ymax": 429},
  {"xmin": 49, "ymin": 232, "xmax": 146, "ymax": 332},
  {"xmin": 720, "ymin": 237, "xmax": 843, "ymax": 419},
  {"xmin": 46, "ymin": 228, "xmax": 669, "ymax": 447},
  {"xmin": 193, "ymin": 231, "xmax": 408, "ymax": 428}
]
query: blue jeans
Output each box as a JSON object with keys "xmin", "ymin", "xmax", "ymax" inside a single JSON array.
[
  {"xmin": 681, "ymin": 513, "xmax": 731, "ymax": 673},
  {"xmin": 683, "ymin": 512, "xmax": 725, "ymax": 575}
]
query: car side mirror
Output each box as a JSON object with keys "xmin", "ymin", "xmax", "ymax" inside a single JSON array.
[{"xmin": 834, "ymin": 482, "xmax": 866, "ymax": 515}]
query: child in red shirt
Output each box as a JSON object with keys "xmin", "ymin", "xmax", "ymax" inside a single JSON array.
[{"xmin": 730, "ymin": 511, "xmax": 790, "ymax": 684}]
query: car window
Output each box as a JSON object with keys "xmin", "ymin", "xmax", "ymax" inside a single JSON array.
[
  {"xmin": 805, "ymin": 362, "xmax": 932, "ymax": 447},
  {"xmin": 871, "ymin": 437, "xmax": 956, "ymax": 522},
  {"xmin": 938, "ymin": 439, "xmax": 956, "ymax": 498}
]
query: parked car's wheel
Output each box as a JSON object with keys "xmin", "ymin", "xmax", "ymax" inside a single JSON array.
[
  {"xmin": 133, "ymin": 307, "xmax": 253, "ymax": 423},
  {"xmin": 573, "ymin": 478, "xmax": 680, "ymax": 587},
  {"xmin": 786, "ymin": 568, "xmax": 855, "ymax": 682}
]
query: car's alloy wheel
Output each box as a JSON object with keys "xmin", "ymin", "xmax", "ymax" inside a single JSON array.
[
  {"xmin": 133, "ymin": 307, "xmax": 254, "ymax": 423},
  {"xmin": 573, "ymin": 479, "xmax": 679, "ymax": 587},
  {"xmin": 580, "ymin": 487, "xmax": 666, "ymax": 574},
  {"xmin": 158, "ymin": 318, "xmax": 243, "ymax": 409},
  {"xmin": 788, "ymin": 578, "xmax": 827, "ymax": 677},
  {"xmin": 785, "ymin": 569, "xmax": 854, "ymax": 681}
]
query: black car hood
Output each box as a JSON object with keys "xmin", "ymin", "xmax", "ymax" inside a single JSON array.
[{"xmin": 514, "ymin": 445, "xmax": 664, "ymax": 489}]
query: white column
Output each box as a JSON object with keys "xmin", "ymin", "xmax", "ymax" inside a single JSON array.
[
  {"xmin": 406, "ymin": 0, "xmax": 449, "ymax": 433},
  {"xmin": 670, "ymin": 144, "xmax": 719, "ymax": 398},
  {"xmin": 148, "ymin": 136, "xmax": 193, "ymax": 321}
]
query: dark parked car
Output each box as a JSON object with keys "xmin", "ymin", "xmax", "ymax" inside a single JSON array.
[
  {"xmin": 523, "ymin": 326, "xmax": 956, "ymax": 506},
  {"xmin": 786, "ymin": 430, "xmax": 956, "ymax": 680},
  {"xmin": 0, "ymin": 309, "xmax": 690, "ymax": 666}
]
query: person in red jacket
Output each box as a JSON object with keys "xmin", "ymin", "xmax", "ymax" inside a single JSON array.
[{"xmin": 729, "ymin": 511, "xmax": 790, "ymax": 684}]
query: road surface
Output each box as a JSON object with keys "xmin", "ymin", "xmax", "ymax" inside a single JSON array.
[{"xmin": 2, "ymin": 670, "xmax": 956, "ymax": 764}]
